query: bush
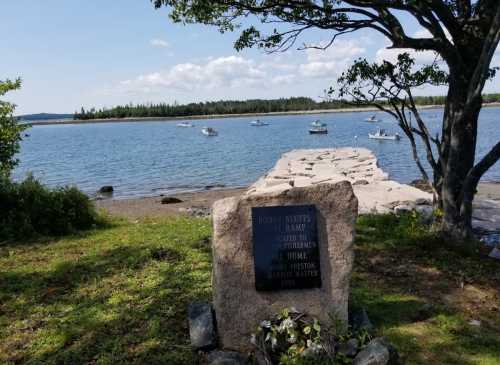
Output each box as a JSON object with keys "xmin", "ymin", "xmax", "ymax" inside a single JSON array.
[{"xmin": 0, "ymin": 175, "xmax": 102, "ymax": 240}]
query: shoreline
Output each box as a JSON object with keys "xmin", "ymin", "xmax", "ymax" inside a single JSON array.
[
  {"xmin": 27, "ymin": 102, "xmax": 500, "ymax": 126},
  {"xmin": 96, "ymin": 182, "xmax": 500, "ymax": 220}
]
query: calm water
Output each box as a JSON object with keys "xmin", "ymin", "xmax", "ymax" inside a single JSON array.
[{"xmin": 14, "ymin": 107, "xmax": 500, "ymax": 199}]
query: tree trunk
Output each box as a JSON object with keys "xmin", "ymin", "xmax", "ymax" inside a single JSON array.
[{"xmin": 440, "ymin": 73, "xmax": 482, "ymax": 240}]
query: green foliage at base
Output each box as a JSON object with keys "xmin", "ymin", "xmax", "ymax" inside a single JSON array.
[{"xmin": 0, "ymin": 175, "xmax": 102, "ymax": 241}]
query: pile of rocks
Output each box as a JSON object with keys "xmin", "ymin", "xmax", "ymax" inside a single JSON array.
[
  {"xmin": 188, "ymin": 303, "xmax": 400, "ymax": 365},
  {"xmin": 247, "ymin": 147, "xmax": 433, "ymax": 216}
]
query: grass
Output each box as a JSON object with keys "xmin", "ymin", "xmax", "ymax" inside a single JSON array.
[
  {"xmin": 0, "ymin": 216, "xmax": 212, "ymax": 364},
  {"xmin": 0, "ymin": 213, "xmax": 499, "ymax": 364},
  {"xmin": 353, "ymin": 214, "xmax": 500, "ymax": 364}
]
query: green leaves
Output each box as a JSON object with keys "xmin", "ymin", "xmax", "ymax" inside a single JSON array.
[
  {"xmin": 0, "ymin": 78, "xmax": 28, "ymax": 178},
  {"xmin": 334, "ymin": 53, "xmax": 448, "ymax": 105}
]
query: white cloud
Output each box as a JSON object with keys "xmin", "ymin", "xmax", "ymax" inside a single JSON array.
[
  {"xmin": 117, "ymin": 40, "xmax": 366, "ymax": 95},
  {"xmin": 305, "ymin": 40, "xmax": 365, "ymax": 62},
  {"xmin": 297, "ymin": 40, "xmax": 365, "ymax": 79},
  {"xmin": 120, "ymin": 55, "xmax": 271, "ymax": 93},
  {"xmin": 375, "ymin": 47, "xmax": 439, "ymax": 65},
  {"xmin": 150, "ymin": 38, "xmax": 169, "ymax": 48}
]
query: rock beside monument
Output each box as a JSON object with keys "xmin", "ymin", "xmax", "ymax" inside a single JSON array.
[
  {"xmin": 353, "ymin": 338, "xmax": 399, "ymax": 365},
  {"xmin": 188, "ymin": 303, "xmax": 217, "ymax": 351},
  {"xmin": 349, "ymin": 308, "xmax": 374, "ymax": 332},
  {"xmin": 206, "ymin": 351, "xmax": 248, "ymax": 365}
]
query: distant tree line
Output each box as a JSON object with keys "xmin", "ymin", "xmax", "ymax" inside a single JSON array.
[{"xmin": 74, "ymin": 94, "xmax": 500, "ymax": 120}]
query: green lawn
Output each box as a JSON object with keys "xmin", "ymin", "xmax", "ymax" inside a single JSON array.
[
  {"xmin": 0, "ymin": 217, "xmax": 212, "ymax": 364},
  {"xmin": 0, "ymin": 214, "xmax": 499, "ymax": 364}
]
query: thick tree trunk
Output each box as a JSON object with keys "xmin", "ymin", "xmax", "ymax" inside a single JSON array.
[{"xmin": 440, "ymin": 74, "xmax": 482, "ymax": 240}]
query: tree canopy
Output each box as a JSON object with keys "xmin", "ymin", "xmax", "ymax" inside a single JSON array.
[{"xmin": 0, "ymin": 79, "xmax": 28, "ymax": 178}]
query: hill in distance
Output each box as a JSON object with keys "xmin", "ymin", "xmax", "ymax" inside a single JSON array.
[{"xmin": 17, "ymin": 113, "xmax": 74, "ymax": 121}]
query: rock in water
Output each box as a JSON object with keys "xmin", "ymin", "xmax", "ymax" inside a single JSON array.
[
  {"xmin": 161, "ymin": 196, "xmax": 183, "ymax": 204},
  {"xmin": 188, "ymin": 303, "xmax": 216, "ymax": 351},
  {"xmin": 99, "ymin": 186, "xmax": 114, "ymax": 194}
]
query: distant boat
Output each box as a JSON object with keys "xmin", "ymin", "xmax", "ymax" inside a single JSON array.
[
  {"xmin": 250, "ymin": 119, "xmax": 269, "ymax": 126},
  {"xmin": 177, "ymin": 122, "xmax": 194, "ymax": 127},
  {"xmin": 364, "ymin": 115, "xmax": 379, "ymax": 122},
  {"xmin": 201, "ymin": 127, "xmax": 218, "ymax": 136},
  {"xmin": 368, "ymin": 128, "xmax": 400, "ymax": 140},
  {"xmin": 309, "ymin": 126, "xmax": 328, "ymax": 134},
  {"xmin": 309, "ymin": 120, "xmax": 328, "ymax": 134},
  {"xmin": 311, "ymin": 120, "xmax": 326, "ymax": 127}
]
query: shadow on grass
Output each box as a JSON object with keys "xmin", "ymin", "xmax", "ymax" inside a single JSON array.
[
  {"xmin": 0, "ymin": 216, "xmax": 120, "ymax": 249},
  {"xmin": 0, "ymin": 229, "xmax": 211, "ymax": 365},
  {"xmin": 352, "ymin": 213, "xmax": 500, "ymax": 364}
]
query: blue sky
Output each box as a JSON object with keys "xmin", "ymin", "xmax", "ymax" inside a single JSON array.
[{"xmin": 2, "ymin": 0, "xmax": 499, "ymax": 115}]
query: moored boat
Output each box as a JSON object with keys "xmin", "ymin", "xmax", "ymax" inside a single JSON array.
[
  {"xmin": 368, "ymin": 128, "xmax": 400, "ymax": 140},
  {"xmin": 309, "ymin": 126, "xmax": 328, "ymax": 134},
  {"xmin": 364, "ymin": 115, "xmax": 379, "ymax": 122},
  {"xmin": 311, "ymin": 120, "xmax": 326, "ymax": 127},
  {"xmin": 250, "ymin": 119, "xmax": 269, "ymax": 126},
  {"xmin": 201, "ymin": 127, "xmax": 218, "ymax": 136},
  {"xmin": 177, "ymin": 121, "xmax": 194, "ymax": 127},
  {"xmin": 309, "ymin": 120, "xmax": 328, "ymax": 134}
]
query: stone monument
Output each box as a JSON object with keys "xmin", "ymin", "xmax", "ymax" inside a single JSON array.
[{"xmin": 211, "ymin": 181, "xmax": 358, "ymax": 351}]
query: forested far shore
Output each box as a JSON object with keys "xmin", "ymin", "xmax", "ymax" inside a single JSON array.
[{"xmin": 74, "ymin": 94, "xmax": 500, "ymax": 120}]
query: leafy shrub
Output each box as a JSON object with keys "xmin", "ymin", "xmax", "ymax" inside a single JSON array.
[
  {"xmin": 0, "ymin": 175, "xmax": 102, "ymax": 240},
  {"xmin": 252, "ymin": 308, "xmax": 371, "ymax": 365}
]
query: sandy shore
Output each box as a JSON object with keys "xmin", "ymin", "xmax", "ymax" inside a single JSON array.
[
  {"xmin": 96, "ymin": 182, "xmax": 500, "ymax": 220},
  {"xmin": 95, "ymin": 187, "xmax": 247, "ymax": 219}
]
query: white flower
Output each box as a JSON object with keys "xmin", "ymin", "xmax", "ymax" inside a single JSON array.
[
  {"xmin": 250, "ymin": 334, "xmax": 257, "ymax": 345},
  {"xmin": 278, "ymin": 318, "xmax": 295, "ymax": 332},
  {"xmin": 271, "ymin": 337, "xmax": 278, "ymax": 349},
  {"xmin": 288, "ymin": 333, "xmax": 297, "ymax": 343},
  {"xmin": 260, "ymin": 320, "xmax": 271, "ymax": 328}
]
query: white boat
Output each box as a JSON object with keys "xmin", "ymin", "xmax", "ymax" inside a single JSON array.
[
  {"xmin": 311, "ymin": 120, "xmax": 326, "ymax": 127},
  {"xmin": 201, "ymin": 127, "xmax": 218, "ymax": 136},
  {"xmin": 177, "ymin": 121, "xmax": 194, "ymax": 127},
  {"xmin": 309, "ymin": 126, "xmax": 328, "ymax": 134},
  {"xmin": 368, "ymin": 128, "xmax": 400, "ymax": 140},
  {"xmin": 364, "ymin": 115, "xmax": 379, "ymax": 122},
  {"xmin": 250, "ymin": 119, "xmax": 269, "ymax": 126}
]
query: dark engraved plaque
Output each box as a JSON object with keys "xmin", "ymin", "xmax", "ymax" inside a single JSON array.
[{"xmin": 252, "ymin": 205, "xmax": 322, "ymax": 291}]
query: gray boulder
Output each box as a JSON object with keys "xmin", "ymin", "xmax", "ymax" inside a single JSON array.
[
  {"xmin": 337, "ymin": 338, "xmax": 359, "ymax": 357},
  {"xmin": 415, "ymin": 205, "xmax": 434, "ymax": 223},
  {"xmin": 349, "ymin": 308, "xmax": 373, "ymax": 332},
  {"xmin": 161, "ymin": 196, "xmax": 183, "ymax": 204},
  {"xmin": 206, "ymin": 351, "xmax": 248, "ymax": 365},
  {"xmin": 353, "ymin": 338, "xmax": 399, "ymax": 365},
  {"xmin": 99, "ymin": 185, "xmax": 114, "ymax": 194},
  {"xmin": 394, "ymin": 204, "xmax": 414, "ymax": 215},
  {"xmin": 188, "ymin": 303, "xmax": 216, "ymax": 351}
]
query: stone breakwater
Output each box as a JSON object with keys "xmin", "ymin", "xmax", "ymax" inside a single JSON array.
[{"xmin": 247, "ymin": 147, "xmax": 433, "ymax": 215}]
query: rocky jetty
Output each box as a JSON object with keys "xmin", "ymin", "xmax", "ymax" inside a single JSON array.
[{"xmin": 247, "ymin": 147, "xmax": 432, "ymax": 215}]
